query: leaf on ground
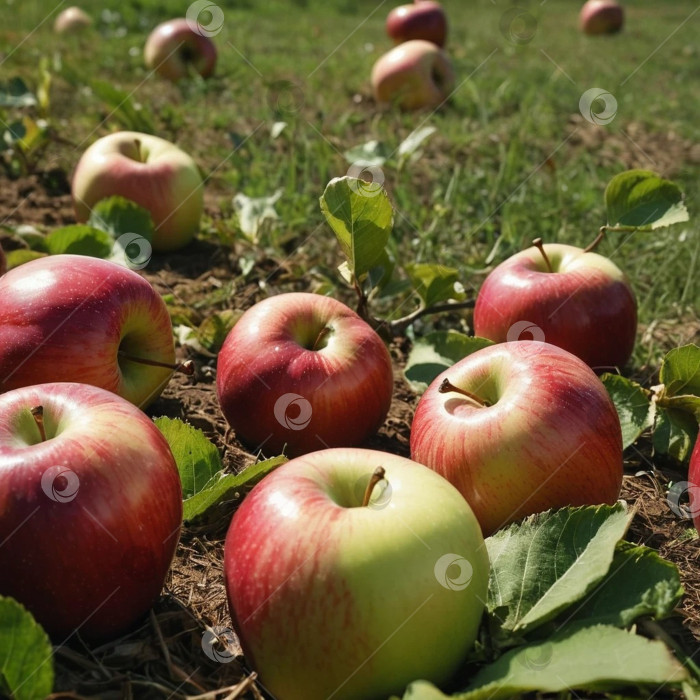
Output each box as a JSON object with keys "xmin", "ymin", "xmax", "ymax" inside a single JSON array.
[
  {"xmin": 4, "ymin": 249, "xmax": 46, "ymax": 269},
  {"xmin": 601, "ymin": 373, "xmax": 654, "ymax": 449},
  {"xmin": 397, "ymin": 126, "xmax": 437, "ymax": 163},
  {"xmin": 486, "ymin": 504, "xmax": 632, "ymax": 637},
  {"xmin": 404, "ymin": 262, "xmax": 465, "ymax": 308},
  {"xmin": 88, "ymin": 196, "xmax": 154, "ymax": 240},
  {"xmin": 43, "ymin": 225, "xmax": 113, "ymax": 258},
  {"xmin": 233, "ymin": 189, "xmax": 283, "ymax": 243},
  {"xmin": 659, "ymin": 345, "xmax": 700, "ymax": 398},
  {"xmin": 652, "ymin": 407, "xmax": 698, "ymax": 463}
]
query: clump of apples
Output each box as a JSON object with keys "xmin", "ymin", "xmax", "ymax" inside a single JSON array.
[
  {"xmin": 579, "ymin": 0, "xmax": 625, "ymax": 35},
  {"xmin": 53, "ymin": 6, "xmax": 92, "ymax": 34},
  {"xmin": 72, "ymin": 131, "xmax": 204, "ymax": 252}
]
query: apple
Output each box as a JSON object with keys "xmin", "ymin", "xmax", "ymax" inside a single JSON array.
[
  {"xmin": 0, "ymin": 254, "xmax": 184, "ymax": 408},
  {"xmin": 371, "ymin": 40, "xmax": 455, "ymax": 111},
  {"xmin": 386, "ymin": 1, "xmax": 448, "ymax": 47},
  {"xmin": 689, "ymin": 437, "xmax": 700, "ymax": 534},
  {"xmin": 144, "ymin": 18, "xmax": 217, "ymax": 81},
  {"xmin": 72, "ymin": 131, "xmax": 204, "ymax": 252},
  {"xmin": 410, "ymin": 342, "xmax": 623, "ymax": 536},
  {"xmin": 0, "ymin": 382, "xmax": 182, "ymax": 640},
  {"xmin": 54, "ymin": 6, "xmax": 92, "ymax": 34},
  {"xmin": 473, "ymin": 242, "xmax": 637, "ymax": 370},
  {"xmin": 579, "ymin": 0, "xmax": 624, "ymax": 35},
  {"xmin": 216, "ymin": 293, "xmax": 393, "ymax": 457},
  {"xmin": 224, "ymin": 447, "xmax": 489, "ymax": 699}
]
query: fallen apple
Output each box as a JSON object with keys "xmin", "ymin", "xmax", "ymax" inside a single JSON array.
[
  {"xmin": 54, "ymin": 6, "xmax": 92, "ymax": 34},
  {"xmin": 473, "ymin": 240, "xmax": 637, "ymax": 370},
  {"xmin": 225, "ymin": 447, "xmax": 489, "ymax": 699},
  {"xmin": 144, "ymin": 18, "xmax": 217, "ymax": 81},
  {"xmin": 0, "ymin": 382, "xmax": 182, "ymax": 640},
  {"xmin": 0, "ymin": 254, "xmax": 188, "ymax": 407},
  {"xmin": 217, "ymin": 293, "xmax": 394, "ymax": 457},
  {"xmin": 579, "ymin": 0, "xmax": 624, "ymax": 35},
  {"xmin": 72, "ymin": 130, "xmax": 204, "ymax": 252},
  {"xmin": 386, "ymin": 1, "xmax": 448, "ymax": 47},
  {"xmin": 689, "ymin": 437, "xmax": 700, "ymax": 534},
  {"xmin": 410, "ymin": 341, "xmax": 624, "ymax": 536},
  {"xmin": 371, "ymin": 39, "xmax": 455, "ymax": 111}
]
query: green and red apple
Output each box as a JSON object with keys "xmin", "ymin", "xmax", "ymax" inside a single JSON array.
[
  {"xmin": 579, "ymin": 0, "xmax": 624, "ymax": 35},
  {"xmin": 386, "ymin": 1, "xmax": 448, "ymax": 47}
]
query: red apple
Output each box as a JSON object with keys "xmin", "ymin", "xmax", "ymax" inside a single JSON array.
[
  {"xmin": 579, "ymin": 0, "xmax": 624, "ymax": 35},
  {"xmin": 225, "ymin": 447, "xmax": 489, "ymax": 699},
  {"xmin": 72, "ymin": 131, "xmax": 204, "ymax": 252},
  {"xmin": 473, "ymin": 242, "xmax": 637, "ymax": 370},
  {"xmin": 689, "ymin": 438, "xmax": 700, "ymax": 534},
  {"xmin": 0, "ymin": 254, "xmax": 179, "ymax": 408},
  {"xmin": 410, "ymin": 342, "xmax": 623, "ymax": 536},
  {"xmin": 54, "ymin": 6, "xmax": 92, "ymax": 34},
  {"xmin": 144, "ymin": 18, "xmax": 217, "ymax": 81},
  {"xmin": 386, "ymin": 1, "xmax": 448, "ymax": 47},
  {"xmin": 371, "ymin": 39, "xmax": 455, "ymax": 111},
  {"xmin": 216, "ymin": 293, "xmax": 393, "ymax": 457},
  {"xmin": 0, "ymin": 382, "xmax": 182, "ymax": 640}
]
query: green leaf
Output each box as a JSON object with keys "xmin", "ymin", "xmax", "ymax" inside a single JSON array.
[
  {"xmin": 4, "ymin": 249, "xmax": 46, "ymax": 269},
  {"xmin": 182, "ymin": 456, "xmax": 287, "ymax": 522},
  {"xmin": 566, "ymin": 541, "xmax": 683, "ymax": 627},
  {"xmin": 397, "ymin": 126, "xmax": 437, "ymax": 163},
  {"xmin": 0, "ymin": 596, "xmax": 54, "ymax": 700},
  {"xmin": 605, "ymin": 170, "xmax": 689, "ymax": 230},
  {"xmin": 486, "ymin": 504, "xmax": 632, "ymax": 637},
  {"xmin": 405, "ymin": 263, "xmax": 465, "ymax": 308},
  {"xmin": 0, "ymin": 77, "xmax": 37, "ymax": 108},
  {"xmin": 90, "ymin": 80, "xmax": 155, "ymax": 133},
  {"xmin": 343, "ymin": 139, "xmax": 390, "ymax": 167},
  {"xmin": 43, "ymin": 225, "xmax": 113, "ymax": 257},
  {"xmin": 320, "ymin": 176, "xmax": 393, "ymax": 279},
  {"xmin": 197, "ymin": 310, "xmax": 241, "ymax": 353},
  {"xmin": 659, "ymin": 344, "xmax": 700, "ymax": 398},
  {"xmin": 403, "ymin": 625, "xmax": 688, "ymax": 700},
  {"xmin": 601, "ymin": 373, "xmax": 654, "ymax": 449},
  {"xmin": 88, "ymin": 196, "xmax": 154, "ymax": 240},
  {"xmin": 653, "ymin": 407, "xmax": 698, "ymax": 463},
  {"xmin": 154, "ymin": 417, "xmax": 222, "ymax": 500},
  {"xmin": 233, "ymin": 190, "xmax": 282, "ymax": 244},
  {"xmin": 404, "ymin": 332, "xmax": 492, "ymax": 394}
]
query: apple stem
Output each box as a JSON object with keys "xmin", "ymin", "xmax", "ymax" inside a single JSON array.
[
  {"xmin": 362, "ymin": 466, "xmax": 387, "ymax": 507},
  {"xmin": 30, "ymin": 406, "xmax": 47, "ymax": 442},
  {"xmin": 117, "ymin": 351, "xmax": 195, "ymax": 376},
  {"xmin": 584, "ymin": 226, "xmax": 607, "ymax": 253},
  {"xmin": 439, "ymin": 378, "xmax": 490, "ymax": 407},
  {"xmin": 532, "ymin": 238, "xmax": 553, "ymax": 273},
  {"xmin": 312, "ymin": 326, "xmax": 331, "ymax": 351}
]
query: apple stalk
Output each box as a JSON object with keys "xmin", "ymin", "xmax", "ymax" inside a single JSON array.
[
  {"xmin": 362, "ymin": 466, "xmax": 387, "ymax": 507},
  {"xmin": 438, "ymin": 378, "xmax": 490, "ymax": 407},
  {"xmin": 30, "ymin": 405, "xmax": 47, "ymax": 442},
  {"xmin": 117, "ymin": 351, "xmax": 195, "ymax": 376}
]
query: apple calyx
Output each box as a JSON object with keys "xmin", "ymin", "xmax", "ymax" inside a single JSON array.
[
  {"xmin": 30, "ymin": 405, "xmax": 47, "ymax": 442},
  {"xmin": 362, "ymin": 466, "xmax": 387, "ymax": 507},
  {"xmin": 438, "ymin": 378, "xmax": 490, "ymax": 407},
  {"xmin": 532, "ymin": 238, "xmax": 554, "ymax": 273},
  {"xmin": 117, "ymin": 351, "xmax": 195, "ymax": 376}
]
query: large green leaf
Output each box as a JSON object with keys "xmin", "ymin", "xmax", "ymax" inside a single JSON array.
[
  {"xmin": 320, "ymin": 176, "xmax": 393, "ymax": 279},
  {"xmin": 486, "ymin": 504, "xmax": 632, "ymax": 636},
  {"xmin": 404, "ymin": 263, "xmax": 465, "ymax": 308},
  {"xmin": 605, "ymin": 170, "xmax": 689, "ymax": 230},
  {"xmin": 43, "ymin": 225, "xmax": 114, "ymax": 258},
  {"xmin": 653, "ymin": 407, "xmax": 698, "ymax": 463},
  {"xmin": 88, "ymin": 196, "xmax": 154, "ymax": 241},
  {"xmin": 659, "ymin": 344, "xmax": 700, "ymax": 398},
  {"xmin": 601, "ymin": 373, "xmax": 654, "ymax": 449},
  {"xmin": 0, "ymin": 596, "xmax": 54, "ymax": 700}
]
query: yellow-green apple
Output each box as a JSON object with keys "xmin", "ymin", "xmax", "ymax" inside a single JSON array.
[
  {"xmin": 579, "ymin": 0, "xmax": 624, "ymax": 35},
  {"xmin": 144, "ymin": 18, "xmax": 217, "ymax": 81},
  {"xmin": 386, "ymin": 1, "xmax": 448, "ymax": 47},
  {"xmin": 54, "ymin": 6, "xmax": 92, "ymax": 34},
  {"xmin": 371, "ymin": 40, "xmax": 455, "ymax": 111},
  {"xmin": 0, "ymin": 254, "xmax": 182, "ymax": 408},
  {"xmin": 72, "ymin": 131, "xmax": 204, "ymax": 252},
  {"xmin": 224, "ymin": 447, "xmax": 489, "ymax": 700},
  {"xmin": 216, "ymin": 293, "xmax": 393, "ymax": 457},
  {"xmin": 410, "ymin": 342, "xmax": 623, "ymax": 536},
  {"xmin": 473, "ymin": 242, "xmax": 637, "ymax": 370},
  {"xmin": 689, "ymin": 438, "xmax": 700, "ymax": 534},
  {"xmin": 0, "ymin": 382, "xmax": 182, "ymax": 640}
]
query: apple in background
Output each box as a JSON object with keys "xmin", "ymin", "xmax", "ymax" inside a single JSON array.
[
  {"xmin": 54, "ymin": 6, "xmax": 92, "ymax": 34},
  {"xmin": 144, "ymin": 18, "xmax": 217, "ymax": 81},
  {"xmin": 0, "ymin": 254, "xmax": 183, "ymax": 408},
  {"xmin": 72, "ymin": 131, "xmax": 204, "ymax": 252},
  {"xmin": 0, "ymin": 382, "xmax": 182, "ymax": 640},
  {"xmin": 410, "ymin": 342, "xmax": 623, "ymax": 536},
  {"xmin": 372, "ymin": 40, "xmax": 455, "ymax": 111},
  {"xmin": 386, "ymin": 1, "xmax": 448, "ymax": 47},
  {"xmin": 689, "ymin": 438, "xmax": 700, "ymax": 535},
  {"xmin": 217, "ymin": 293, "xmax": 393, "ymax": 457},
  {"xmin": 473, "ymin": 242, "xmax": 637, "ymax": 370},
  {"xmin": 225, "ymin": 447, "xmax": 489, "ymax": 700},
  {"xmin": 579, "ymin": 0, "xmax": 624, "ymax": 35}
]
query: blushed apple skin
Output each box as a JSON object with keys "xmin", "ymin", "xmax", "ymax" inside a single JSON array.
[
  {"xmin": 225, "ymin": 448, "xmax": 489, "ymax": 700},
  {"xmin": 217, "ymin": 293, "xmax": 394, "ymax": 457},
  {"xmin": 386, "ymin": 1, "xmax": 448, "ymax": 47},
  {"xmin": 0, "ymin": 255, "xmax": 175, "ymax": 407},
  {"xmin": 144, "ymin": 18, "xmax": 217, "ymax": 81},
  {"xmin": 689, "ymin": 438, "xmax": 700, "ymax": 535},
  {"xmin": 473, "ymin": 243, "xmax": 637, "ymax": 370},
  {"xmin": 371, "ymin": 39, "xmax": 455, "ymax": 111},
  {"xmin": 54, "ymin": 6, "xmax": 92, "ymax": 34},
  {"xmin": 72, "ymin": 131, "xmax": 204, "ymax": 252},
  {"xmin": 0, "ymin": 383, "xmax": 182, "ymax": 641},
  {"xmin": 410, "ymin": 342, "xmax": 623, "ymax": 536},
  {"xmin": 579, "ymin": 0, "xmax": 624, "ymax": 35}
]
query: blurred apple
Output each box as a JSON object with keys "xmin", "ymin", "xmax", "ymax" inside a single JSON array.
[
  {"xmin": 579, "ymin": 0, "xmax": 624, "ymax": 35},
  {"xmin": 54, "ymin": 6, "xmax": 92, "ymax": 34},
  {"xmin": 386, "ymin": 1, "xmax": 448, "ymax": 47},
  {"xmin": 144, "ymin": 18, "xmax": 217, "ymax": 81},
  {"xmin": 72, "ymin": 131, "xmax": 204, "ymax": 252},
  {"xmin": 372, "ymin": 40, "xmax": 455, "ymax": 111}
]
